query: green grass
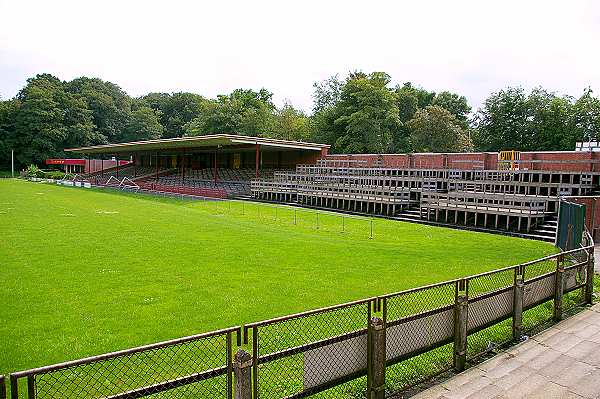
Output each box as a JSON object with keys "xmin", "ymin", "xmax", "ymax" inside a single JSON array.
[{"xmin": 0, "ymin": 179, "xmax": 555, "ymax": 377}]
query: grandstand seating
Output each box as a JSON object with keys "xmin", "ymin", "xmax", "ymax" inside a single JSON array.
[
  {"xmin": 250, "ymin": 158, "xmax": 600, "ymax": 239},
  {"xmin": 95, "ymin": 167, "xmax": 290, "ymax": 198}
]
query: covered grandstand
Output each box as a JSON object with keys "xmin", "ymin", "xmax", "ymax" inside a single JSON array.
[{"xmin": 65, "ymin": 134, "xmax": 330, "ymax": 199}]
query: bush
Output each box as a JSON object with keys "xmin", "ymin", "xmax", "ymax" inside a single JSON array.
[
  {"xmin": 44, "ymin": 171, "xmax": 66, "ymax": 180},
  {"xmin": 25, "ymin": 165, "xmax": 44, "ymax": 178}
]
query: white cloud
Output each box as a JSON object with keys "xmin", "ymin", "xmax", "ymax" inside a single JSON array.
[{"xmin": 1, "ymin": 0, "xmax": 599, "ymax": 111}]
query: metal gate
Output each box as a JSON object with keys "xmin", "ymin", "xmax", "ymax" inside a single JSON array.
[{"xmin": 557, "ymin": 200, "xmax": 586, "ymax": 250}]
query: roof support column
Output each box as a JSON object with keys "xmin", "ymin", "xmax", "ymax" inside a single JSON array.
[
  {"xmin": 214, "ymin": 148, "xmax": 219, "ymax": 184},
  {"xmin": 155, "ymin": 152, "xmax": 159, "ymax": 181},
  {"xmin": 182, "ymin": 151, "xmax": 185, "ymax": 184},
  {"xmin": 255, "ymin": 143, "xmax": 260, "ymax": 178}
]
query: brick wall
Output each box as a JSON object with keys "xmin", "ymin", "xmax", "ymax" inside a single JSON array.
[{"xmin": 326, "ymin": 151, "xmax": 600, "ymax": 172}]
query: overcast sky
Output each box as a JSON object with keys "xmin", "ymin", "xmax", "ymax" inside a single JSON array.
[{"xmin": 1, "ymin": 0, "xmax": 599, "ymax": 113}]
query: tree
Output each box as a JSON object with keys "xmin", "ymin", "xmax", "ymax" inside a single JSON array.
[
  {"xmin": 526, "ymin": 88, "xmax": 574, "ymax": 151},
  {"xmin": 473, "ymin": 87, "xmax": 531, "ymax": 151},
  {"xmin": 268, "ymin": 101, "xmax": 311, "ymax": 141},
  {"xmin": 312, "ymin": 75, "xmax": 343, "ymax": 114},
  {"xmin": 184, "ymin": 88, "xmax": 274, "ymax": 136},
  {"xmin": 395, "ymin": 82, "xmax": 435, "ymax": 109},
  {"xmin": 332, "ymin": 72, "xmax": 401, "ymax": 153},
  {"xmin": 138, "ymin": 92, "xmax": 206, "ymax": 138},
  {"xmin": 571, "ymin": 88, "xmax": 600, "ymax": 143},
  {"xmin": 13, "ymin": 74, "xmax": 95, "ymax": 166},
  {"xmin": 431, "ymin": 91, "xmax": 471, "ymax": 123},
  {"xmin": 120, "ymin": 106, "xmax": 164, "ymax": 142},
  {"xmin": 66, "ymin": 77, "xmax": 131, "ymax": 144},
  {"xmin": 0, "ymin": 99, "xmax": 20, "ymax": 168},
  {"xmin": 408, "ymin": 105, "xmax": 472, "ymax": 152}
]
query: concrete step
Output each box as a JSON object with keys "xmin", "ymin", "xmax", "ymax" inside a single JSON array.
[
  {"xmin": 534, "ymin": 228, "xmax": 557, "ymax": 235},
  {"xmin": 521, "ymin": 234, "xmax": 555, "ymax": 242}
]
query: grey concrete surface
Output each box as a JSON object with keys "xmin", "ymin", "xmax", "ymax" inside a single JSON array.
[{"xmin": 411, "ymin": 303, "xmax": 600, "ymax": 399}]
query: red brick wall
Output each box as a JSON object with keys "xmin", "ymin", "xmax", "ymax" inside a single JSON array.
[
  {"xmin": 326, "ymin": 151, "xmax": 599, "ymax": 172},
  {"xmin": 566, "ymin": 197, "xmax": 600, "ymax": 240},
  {"xmin": 519, "ymin": 151, "xmax": 600, "ymax": 172}
]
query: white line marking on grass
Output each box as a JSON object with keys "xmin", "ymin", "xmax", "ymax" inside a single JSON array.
[{"xmin": 96, "ymin": 210, "xmax": 120, "ymax": 215}]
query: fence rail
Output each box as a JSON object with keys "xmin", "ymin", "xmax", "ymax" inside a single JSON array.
[{"xmin": 9, "ymin": 327, "xmax": 240, "ymax": 399}]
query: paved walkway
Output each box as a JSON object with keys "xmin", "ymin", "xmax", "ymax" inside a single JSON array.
[{"xmin": 412, "ymin": 303, "xmax": 600, "ymax": 399}]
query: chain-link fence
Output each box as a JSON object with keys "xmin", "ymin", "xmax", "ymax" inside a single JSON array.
[
  {"xmin": 243, "ymin": 299, "xmax": 373, "ymax": 398},
  {"xmin": 382, "ymin": 281, "xmax": 456, "ymax": 395},
  {"xmin": 9, "ymin": 327, "xmax": 239, "ymax": 399},
  {"xmin": 8, "ymin": 238, "xmax": 595, "ymax": 399}
]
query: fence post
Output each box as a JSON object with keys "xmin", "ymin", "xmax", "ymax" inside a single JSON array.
[
  {"xmin": 367, "ymin": 317, "xmax": 386, "ymax": 399},
  {"xmin": 9, "ymin": 375, "xmax": 17, "ymax": 399},
  {"xmin": 585, "ymin": 247, "xmax": 595, "ymax": 305},
  {"xmin": 453, "ymin": 280, "xmax": 468, "ymax": 372},
  {"xmin": 0, "ymin": 375, "xmax": 5, "ymax": 399},
  {"xmin": 233, "ymin": 349, "xmax": 253, "ymax": 399},
  {"xmin": 512, "ymin": 267, "xmax": 524, "ymax": 341},
  {"xmin": 554, "ymin": 254, "xmax": 564, "ymax": 322}
]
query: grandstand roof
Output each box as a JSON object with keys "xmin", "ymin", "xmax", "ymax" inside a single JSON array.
[{"xmin": 66, "ymin": 134, "xmax": 330, "ymax": 154}]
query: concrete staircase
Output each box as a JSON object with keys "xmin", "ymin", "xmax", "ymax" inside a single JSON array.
[
  {"xmin": 527, "ymin": 216, "xmax": 557, "ymax": 242},
  {"xmin": 394, "ymin": 206, "xmax": 557, "ymax": 242}
]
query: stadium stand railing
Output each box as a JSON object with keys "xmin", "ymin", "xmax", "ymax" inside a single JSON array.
[{"xmin": 7, "ymin": 226, "xmax": 596, "ymax": 398}]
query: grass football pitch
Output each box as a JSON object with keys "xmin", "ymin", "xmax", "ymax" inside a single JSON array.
[{"xmin": 0, "ymin": 179, "xmax": 555, "ymax": 376}]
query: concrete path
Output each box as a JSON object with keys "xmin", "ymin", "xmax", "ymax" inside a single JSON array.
[{"xmin": 411, "ymin": 303, "xmax": 600, "ymax": 399}]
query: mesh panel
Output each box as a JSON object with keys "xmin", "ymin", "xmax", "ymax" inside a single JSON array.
[
  {"xmin": 384, "ymin": 343, "xmax": 453, "ymax": 395},
  {"xmin": 468, "ymin": 268, "xmax": 514, "ymax": 298},
  {"xmin": 467, "ymin": 289, "xmax": 513, "ymax": 332},
  {"xmin": 32, "ymin": 332, "xmax": 232, "ymax": 399},
  {"xmin": 383, "ymin": 284, "xmax": 455, "ymax": 395},
  {"xmin": 467, "ymin": 318, "xmax": 513, "ymax": 359},
  {"xmin": 385, "ymin": 283, "xmax": 456, "ymax": 322},
  {"xmin": 523, "ymin": 259, "xmax": 556, "ymax": 281},
  {"xmin": 254, "ymin": 301, "xmax": 370, "ymax": 398},
  {"xmin": 522, "ymin": 302, "xmax": 553, "ymax": 333}
]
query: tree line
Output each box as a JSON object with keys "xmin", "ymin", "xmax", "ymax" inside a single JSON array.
[{"xmin": 1, "ymin": 72, "xmax": 599, "ymax": 169}]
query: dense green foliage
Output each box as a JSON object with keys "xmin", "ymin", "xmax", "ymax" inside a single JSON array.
[
  {"xmin": 0, "ymin": 179, "xmax": 553, "ymax": 374},
  {"xmin": 1, "ymin": 72, "xmax": 600, "ymax": 169}
]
